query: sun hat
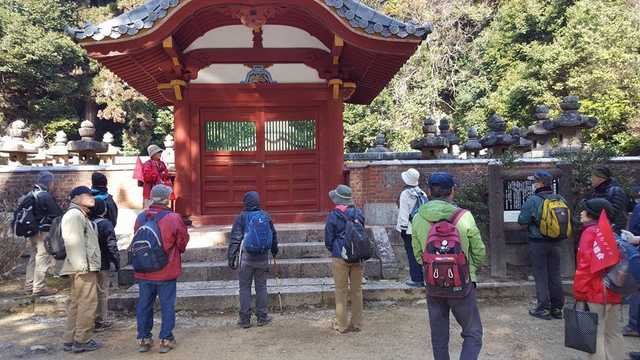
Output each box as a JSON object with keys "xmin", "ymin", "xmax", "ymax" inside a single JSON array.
[
  {"xmin": 329, "ymin": 185, "xmax": 354, "ymax": 206},
  {"xmin": 401, "ymin": 168, "xmax": 420, "ymax": 187}
]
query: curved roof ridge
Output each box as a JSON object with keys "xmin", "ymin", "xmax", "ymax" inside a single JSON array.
[{"xmin": 66, "ymin": 0, "xmax": 432, "ymax": 42}]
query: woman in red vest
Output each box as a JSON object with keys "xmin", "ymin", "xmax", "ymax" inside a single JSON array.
[{"xmin": 142, "ymin": 144, "xmax": 172, "ymax": 208}]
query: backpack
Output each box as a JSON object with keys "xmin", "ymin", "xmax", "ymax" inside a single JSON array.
[
  {"xmin": 423, "ymin": 208, "xmax": 472, "ymax": 298},
  {"xmin": 12, "ymin": 190, "xmax": 41, "ymax": 238},
  {"xmin": 242, "ymin": 211, "xmax": 273, "ymax": 255},
  {"xmin": 44, "ymin": 214, "xmax": 66, "ymax": 260},
  {"xmin": 604, "ymin": 238, "xmax": 640, "ymax": 296},
  {"xmin": 409, "ymin": 188, "xmax": 428, "ymax": 222},
  {"xmin": 538, "ymin": 195, "xmax": 572, "ymax": 240},
  {"xmin": 128, "ymin": 211, "xmax": 170, "ymax": 273},
  {"xmin": 338, "ymin": 209, "xmax": 374, "ymax": 263}
]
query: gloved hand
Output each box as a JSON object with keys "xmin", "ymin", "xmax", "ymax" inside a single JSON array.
[
  {"xmin": 621, "ymin": 230, "xmax": 640, "ymax": 245},
  {"xmin": 229, "ymin": 255, "xmax": 239, "ymax": 270}
]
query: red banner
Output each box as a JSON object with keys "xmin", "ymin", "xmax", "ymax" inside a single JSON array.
[
  {"xmin": 590, "ymin": 210, "xmax": 620, "ymax": 273},
  {"xmin": 133, "ymin": 156, "xmax": 144, "ymax": 182}
]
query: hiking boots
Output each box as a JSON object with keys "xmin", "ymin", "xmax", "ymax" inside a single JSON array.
[
  {"xmin": 62, "ymin": 342, "xmax": 73, "ymax": 352},
  {"xmin": 529, "ymin": 307, "xmax": 552, "ymax": 320},
  {"xmin": 623, "ymin": 325, "xmax": 640, "ymax": 337},
  {"xmin": 550, "ymin": 308, "xmax": 563, "ymax": 320},
  {"xmin": 33, "ymin": 287, "xmax": 58, "ymax": 297},
  {"xmin": 257, "ymin": 316, "xmax": 273, "ymax": 327},
  {"xmin": 237, "ymin": 319, "xmax": 252, "ymax": 329},
  {"xmin": 159, "ymin": 339, "xmax": 176, "ymax": 354},
  {"xmin": 94, "ymin": 320, "xmax": 113, "ymax": 333},
  {"xmin": 72, "ymin": 339, "xmax": 100, "ymax": 353},
  {"xmin": 137, "ymin": 338, "xmax": 153, "ymax": 353}
]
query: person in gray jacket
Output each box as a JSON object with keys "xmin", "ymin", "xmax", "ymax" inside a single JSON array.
[{"xmin": 396, "ymin": 168, "xmax": 427, "ymax": 287}]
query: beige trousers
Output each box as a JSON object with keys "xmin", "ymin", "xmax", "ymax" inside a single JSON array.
[
  {"xmin": 586, "ymin": 303, "xmax": 624, "ymax": 360},
  {"xmin": 64, "ymin": 272, "xmax": 98, "ymax": 344},
  {"xmin": 96, "ymin": 270, "xmax": 111, "ymax": 323},
  {"xmin": 24, "ymin": 232, "xmax": 55, "ymax": 293},
  {"xmin": 332, "ymin": 258, "xmax": 363, "ymax": 331}
]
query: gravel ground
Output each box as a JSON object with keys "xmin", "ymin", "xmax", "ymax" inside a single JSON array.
[{"xmin": 1, "ymin": 298, "xmax": 640, "ymax": 360}]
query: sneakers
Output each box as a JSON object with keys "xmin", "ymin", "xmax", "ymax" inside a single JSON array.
[
  {"xmin": 550, "ymin": 308, "xmax": 563, "ymax": 320},
  {"xmin": 62, "ymin": 342, "xmax": 73, "ymax": 352},
  {"xmin": 72, "ymin": 339, "xmax": 100, "ymax": 353},
  {"xmin": 33, "ymin": 287, "xmax": 58, "ymax": 297},
  {"xmin": 137, "ymin": 338, "xmax": 153, "ymax": 353},
  {"xmin": 257, "ymin": 316, "xmax": 273, "ymax": 327},
  {"xmin": 237, "ymin": 320, "xmax": 252, "ymax": 329},
  {"xmin": 529, "ymin": 307, "xmax": 552, "ymax": 320},
  {"xmin": 94, "ymin": 320, "xmax": 113, "ymax": 333},
  {"xmin": 623, "ymin": 325, "xmax": 640, "ymax": 337},
  {"xmin": 159, "ymin": 339, "xmax": 176, "ymax": 354}
]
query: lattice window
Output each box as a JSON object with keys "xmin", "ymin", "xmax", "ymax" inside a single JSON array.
[
  {"xmin": 204, "ymin": 121, "xmax": 257, "ymax": 152},
  {"xmin": 265, "ymin": 120, "xmax": 316, "ymax": 151}
]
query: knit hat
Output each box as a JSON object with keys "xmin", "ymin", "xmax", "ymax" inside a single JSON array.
[
  {"xmin": 151, "ymin": 184, "xmax": 173, "ymax": 204},
  {"xmin": 428, "ymin": 172, "xmax": 455, "ymax": 189},
  {"xmin": 528, "ymin": 170, "xmax": 553, "ymax": 186},
  {"xmin": 36, "ymin": 171, "xmax": 54, "ymax": 188},
  {"xmin": 147, "ymin": 144, "xmax": 163, "ymax": 158},
  {"xmin": 91, "ymin": 172, "xmax": 108, "ymax": 188},
  {"xmin": 401, "ymin": 168, "xmax": 420, "ymax": 187},
  {"xmin": 329, "ymin": 185, "xmax": 354, "ymax": 206},
  {"xmin": 592, "ymin": 166, "xmax": 612, "ymax": 180},
  {"xmin": 584, "ymin": 198, "xmax": 614, "ymax": 219},
  {"xmin": 69, "ymin": 186, "xmax": 92, "ymax": 200}
]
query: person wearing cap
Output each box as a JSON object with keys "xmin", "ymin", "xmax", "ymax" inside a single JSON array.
[
  {"xmin": 517, "ymin": 171, "xmax": 568, "ymax": 320},
  {"xmin": 91, "ymin": 172, "xmax": 118, "ymax": 227},
  {"xmin": 142, "ymin": 144, "xmax": 172, "ymax": 207},
  {"xmin": 412, "ymin": 172, "xmax": 486, "ymax": 360},
  {"xmin": 590, "ymin": 165, "xmax": 629, "ymax": 233},
  {"xmin": 90, "ymin": 198, "xmax": 120, "ymax": 333},
  {"xmin": 60, "ymin": 186, "xmax": 100, "ymax": 353},
  {"xmin": 396, "ymin": 168, "xmax": 427, "ymax": 287},
  {"xmin": 574, "ymin": 198, "xmax": 623, "ymax": 360},
  {"xmin": 23, "ymin": 170, "xmax": 63, "ymax": 296},
  {"xmin": 134, "ymin": 184, "xmax": 189, "ymax": 354},
  {"xmin": 324, "ymin": 184, "xmax": 365, "ymax": 334}
]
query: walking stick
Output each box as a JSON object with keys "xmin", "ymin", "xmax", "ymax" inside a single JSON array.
[{"xmin": 273, "ymin": 257, "xmax": 283, "ymax": 313}]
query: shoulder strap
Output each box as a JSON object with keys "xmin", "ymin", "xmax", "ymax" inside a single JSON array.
[
  {"xmin": 152, "ymin": 210, "xmax": 170, "ymax": 223},
  {"xmin": 449, "ymin": 208, "xmax": 467, "ymax": 225}
]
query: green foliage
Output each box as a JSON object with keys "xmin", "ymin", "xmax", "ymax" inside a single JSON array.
[
  {"xmin": 557, "ymin": 147, "xmax": 616, "ymax": 199},
  {"xmin": 455, "ymin": 181, "xmax": 490, "ymax": 243},
  {"xmin": 43, "ymin": 117, "xmax": 80, "ymax": 143}
]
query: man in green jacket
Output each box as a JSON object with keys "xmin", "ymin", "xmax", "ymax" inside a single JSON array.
[{"xmin": 412, "ymin": 172, "xmax": 486, "ymax": 360}]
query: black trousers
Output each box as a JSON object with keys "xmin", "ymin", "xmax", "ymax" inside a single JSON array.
[{"xmin": 529, "ymin": 241, "xmax": 564, "ymax": 310}]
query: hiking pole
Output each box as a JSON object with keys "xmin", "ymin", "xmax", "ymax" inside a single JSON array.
[{"xmin": 273, "ymin": 257, "xmax": 283, "ymax": 313}]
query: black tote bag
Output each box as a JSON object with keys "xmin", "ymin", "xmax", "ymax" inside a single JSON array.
[{"xmin": 564, "ymin": 302, "xmax": 599, "ymax": 354}]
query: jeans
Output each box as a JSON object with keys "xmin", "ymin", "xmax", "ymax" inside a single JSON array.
[
  {"xmin": 427, "ymin": 288, "xmax": 483, "ymax": 360},
  {"xmin": 401, "ymin": 231, "xmax": 424, "ymax": 283},
  {"xmin": 238, "ymin": 260, "xmax": 269, "ymax": 322},
  {"xmin": 627, "ymin": 292, "xmax": 640, "ymax": 331},
  {"xmin": 136, "ymin": 280, "xmax": 176, "ymax": 341},
  {"xmin": 528, "ymin": 241, "xmax": 564, "ymax": 310}
]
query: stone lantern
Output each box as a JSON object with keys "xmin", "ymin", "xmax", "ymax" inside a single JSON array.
[
  {"xmin": 366, "ymin": 133, "xmax": 391, "ymax": 153},
  {"xmin": 161, "ymin": 133, "xmax": 176, "ymax": 170},
  {"xmin": 438, "ymin": 117, "xmax": 460, "ymax": 157},
  {"xmin": 47, "ymin": 131, "xmax": 70, "ymax": 165},
  {"xmin": 524, "ymin": 105, "xmax": 554, "ymax": 157},
  {"xmin": 544, "ymin": 96, "xmax": 597, "ymax": 154},
  {"xmin": 510, "ymin": 127, "xmax": 533, "ymax": 156},
  {"xmin": 67, "ymin": 120, "xmax": 108, "ymax": 165},
  {"xmin": 461, "ymin": 127, "xmax": 483, "ymax": 158},
  {"xmin": 480, "ymin": 114, "xmax": 514, "ymax": 157},
  {"xmin": 97, "ymin": 131, "xmax": 121, "ymax": 165},
  {"xmin": 410, "ymin": 117, "xmax": 448, "ymax": 159},
  {"xmin": 0, "ymin": 120, "xmax": 38, "ymax": 165}
]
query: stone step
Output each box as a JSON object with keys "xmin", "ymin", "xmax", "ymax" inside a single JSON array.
[
  {"xmin": 117, "ymin": 258, "xmax": 383, "ymax": 286},
  {"xmin": 108, "ymin": 279, "xmax": 573, "ymax": 312}
]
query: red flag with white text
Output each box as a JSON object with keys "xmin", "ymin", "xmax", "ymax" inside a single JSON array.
[{"xmin": 590, "ymin": 210, "xmax": 620, "ymax": 273}]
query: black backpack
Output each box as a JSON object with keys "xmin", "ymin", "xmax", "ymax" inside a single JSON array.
[
  {"xmin": 44, "ymin": 214, "xmax": 66, "ymax": 260},
  {"xmin": 12, "ymin": 191, "xmax": 41, "ymax": 238},
  {"xmin": 338, "ymin": 209, "xmax": 374, "ymax": 263}
]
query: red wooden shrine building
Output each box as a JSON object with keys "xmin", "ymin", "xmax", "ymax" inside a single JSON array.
[{"xmin": 68, "ymin": 0, "xmax": 430, "ymax": 225}]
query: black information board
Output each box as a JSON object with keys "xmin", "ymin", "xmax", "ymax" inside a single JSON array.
[{"xmin": 503, "ymin": 178, "xmax": 559, "ymax": 211}]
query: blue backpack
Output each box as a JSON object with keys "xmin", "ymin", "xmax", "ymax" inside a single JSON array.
[
  {"xmin": 409, "ymin": 188, "xmax": 428, "ymax": 221},
  {"xmin": 128, "ymin": 211, "xmax": 170, "ymax": 273},
  {"xmin": 243, "ymin": 211, "xmax": 273, "ymax": 255},
  {"xmin": 604, "ymin": 238, "xmax": 640, "ymax": 296}
]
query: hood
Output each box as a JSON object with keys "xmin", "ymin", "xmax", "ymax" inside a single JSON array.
[
  {"xmin": 243, "ymin": 191, "xmax": 260, "ymax": 211},
  {"xmin": 417, "ymin": 199, "xmax": 457, "ymax": 223}
]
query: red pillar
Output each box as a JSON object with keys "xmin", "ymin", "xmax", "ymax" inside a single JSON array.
[
  {"xmin": 173, "ymin": 100, "xmax": 191, "ymax": 217},
  {"xmin": 323, "ymin": 90, "xmax": 345, "ymax": 211}
]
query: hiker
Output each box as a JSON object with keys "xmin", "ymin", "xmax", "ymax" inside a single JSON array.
[
  {"xmin": 134, "ymin": 184, "xmax": 189, "ymax": 354},
  {"xmin": 325, "ymin": 184, "xmax": 365, "ymax": 334},
  {"xmin": 91, "ymin": 172, "xmax": 118, "ymax": 227},
  {"xmin": 412, "ymin": 172, "xmax": 486, "ymax": 360},
  {"xmin": 623, "ymin": 186, "xmax": 640, "ymax": 338},
  {"xmin": 574, "ymin": 198, "xmax": 623, "ymax": 360},
  {"xmin": 142, "ymin": 144, "xmax": 172, "ymax": 208},
  {"xmin": 90, "ymin": 198, "xmax": 120, "ymax": 332},
  {"xmin": 396, "ymin": 168, "xmax": 427, "ymax": 287},
  {"xmin": 517, "ymin": 171, "xmax": 569, "ymax": 320},
  {"xmin": 60, "ymin": 186, "xmax": 100, "ymax": 353},
  {"xmin": 227, "ymin": 191, "xmax": 279, "ymax": 328},
  {"xmin": 21, "ymin": 171, "xmax": 63, "ymax": 296},
  {"xmin": 589, "ymin": 165, "xmax": 629, "ymax": 233}
]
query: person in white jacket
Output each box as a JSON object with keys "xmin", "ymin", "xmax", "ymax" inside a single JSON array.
[{"xmin": 396, "ymin": 168, "xmax": 427, "ymax": 287}]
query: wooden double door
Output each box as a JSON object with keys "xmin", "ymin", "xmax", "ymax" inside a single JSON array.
[{"xmin": 200, "ymin": 108, "xmax": 320, "ymax": 216}]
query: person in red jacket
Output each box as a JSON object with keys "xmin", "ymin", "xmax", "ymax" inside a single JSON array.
[
  {"xmin": 142, "ymin": 144, "xmax": 172, "ymax": 207},
  {"xmin": 134, "ymin": 184, "xmax": 189, "ymax": 354},
  {"xmin": 574, "ymin": 198, "xmax": 623, "ymax": 360}
]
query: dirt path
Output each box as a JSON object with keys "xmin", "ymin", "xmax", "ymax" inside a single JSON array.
[{"xmin": 1, "ymin": 298, "xmax": 639, "ymax": 360}]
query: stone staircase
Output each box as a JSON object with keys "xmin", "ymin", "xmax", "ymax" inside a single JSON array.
[{"xmin": 109, "ymin": 223, "xmax": 421, "ymax": 312}]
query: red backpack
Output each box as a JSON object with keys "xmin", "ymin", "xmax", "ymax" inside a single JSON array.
[{"xmin": 422, "ymin": 208, "xmax": 472, "ymax": 298}]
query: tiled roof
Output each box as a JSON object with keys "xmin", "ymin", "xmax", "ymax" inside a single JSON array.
[{"xmin": 66, "ymin": 0, "xmax": 431, "ymax": 41}]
